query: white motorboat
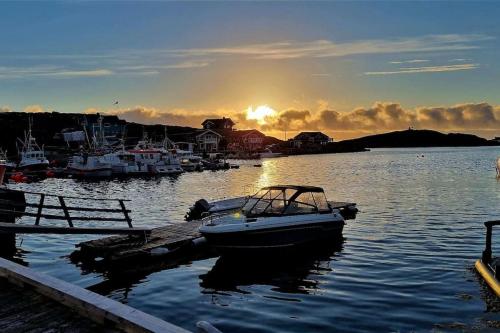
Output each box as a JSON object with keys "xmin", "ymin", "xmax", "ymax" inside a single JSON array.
[
  {"xmin": 66, "ymin": 153, "xmax": 112, "ymax": 178},
  {"xmin": 199, "ymin": 185, "xmax": 346, "ymax": 254},
  {"xmin": 0, "ymin": 149, "xmax": 16, "ymax": 171},
  {"xmin": 16, "ymin": 120, "xmax": 49, "ymax": 171},
  {"xmin": 177, "ymin": 149, "xmax": 203, "ymax": 172},
  {"xmin": 259, "ymin": 148, "xmax": 283, "ymax": 159}
]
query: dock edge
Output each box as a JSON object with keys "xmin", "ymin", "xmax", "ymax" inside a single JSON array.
[
  {"xmin": 0, "ymin": 257, "xmax": 191, "ymax": 333},
  {"xmin": 475, "ymin": 259, "xmax": 500, "ymax": 297}
]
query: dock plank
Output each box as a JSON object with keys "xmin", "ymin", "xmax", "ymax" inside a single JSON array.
[
  {"xmin": 0, "ymin": 257, "xmax": 191, "ymax": 333},
  {"xmin": 77, "ymin": 221, "xmax": 203, "ymax": 261}
]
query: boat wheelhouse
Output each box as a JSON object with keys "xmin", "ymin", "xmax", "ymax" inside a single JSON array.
[{"xmin": 199, "ymin": 185, "xmax": 345, "ymax": 254}]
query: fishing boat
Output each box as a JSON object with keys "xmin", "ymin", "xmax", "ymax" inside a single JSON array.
[
  {"xmin": 199, "ymin": 185, "xmax": 346, "ymax": 254},
  {"xmin": 475, "ymin": 220, "xmax": 500, "ymax": 296},
  {"xmin": 0, "ymin": 149, "xmax": 16, "ymax": 171},
  {"xmin": 16, "ymin": 120, "xmax": 49, "ymax": 171},
  {"xmin": 66, "ymin": 153, "xmax": 112, "ymax": 178},
  {"xmin": 101, "ymin": 148, "xmax": 140, "ymax": 175}
]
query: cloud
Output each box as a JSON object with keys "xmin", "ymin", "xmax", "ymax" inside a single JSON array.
[
  {"xmin": 24, "ymin": 105, "xmax": 44, "ymax": 113},
  {"xmin": 0, "ymin": 66, "xmax": 113, "ymax": 79},
  {"xmin": 0, "ymin": 106, "xmax": 12, "ymax": 113},
  {"xmin": 168, "ymin": 34, "xmax": 492, "ymax": 60},
  {"xmin": 389, "ymin": 59, "xmax": 429, "ymax": 64},
  {"xmin": 364, "ymin": 63, "xmax": 479, "ymax": 75},
  {"xmin": 88, "ymin": 102, "xmax": 500, "ymax": 140}
]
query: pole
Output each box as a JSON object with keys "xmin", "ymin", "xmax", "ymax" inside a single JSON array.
[{"xmin": 0, "ymin": 165, "xmax": 5, "ymax": 186}]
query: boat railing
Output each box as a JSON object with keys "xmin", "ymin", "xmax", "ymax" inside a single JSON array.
[
  {"xmin": 482, "ymin": 220, "xmax": 500, "ymax": 278},
  {"xmin": 0, "ymin": 188, "xmax": 150, "ymax": 235}
]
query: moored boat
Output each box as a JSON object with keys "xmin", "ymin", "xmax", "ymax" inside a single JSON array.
[
  {"xmin": 16, "ymin": 120, "xmax": 49, "ymax": 171},
  {"xmin": 199, "ymin": 185, "xmax": 346, "ymax": 255},
  {"xmin": 66, "ymin": 154, "xmax": 113, "ymax": 178},
  {"xmin": 0, "ymin": 149, "xmax": 16, "ymax": 172}
]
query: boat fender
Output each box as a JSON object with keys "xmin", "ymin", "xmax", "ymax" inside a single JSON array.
[
  {"xmin": 191, "ymin": 236, "xmax": 207, "ymax": 248},
  {"xmin": 196, "ymin": 321, "xmax": 223, "ymax": 333},
  {"xmin": 150, "ymin": 247, "xmax": 170, "ymax": 256}
]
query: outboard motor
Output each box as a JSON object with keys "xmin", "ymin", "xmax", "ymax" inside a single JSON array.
[{"xmin": 185, "ymin": 198, "xmax": 211, "ymax": 221}]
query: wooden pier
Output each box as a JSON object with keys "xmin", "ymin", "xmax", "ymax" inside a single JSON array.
[{"xmin": 0, "ymin": 257, "xmax": 196, "ymax": 333}]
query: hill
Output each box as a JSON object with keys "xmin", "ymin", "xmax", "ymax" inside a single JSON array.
[{"xmin": 339, "ymin": 129, "xmax": 499, "ymax": 148}]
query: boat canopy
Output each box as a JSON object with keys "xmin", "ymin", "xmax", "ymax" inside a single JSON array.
[{"xmin": 242, "ymin": 185, "xmax": 331, "ymax": 217}]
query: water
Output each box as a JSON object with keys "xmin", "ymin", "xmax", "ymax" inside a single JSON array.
[{"xmin": 6, "ymin": 147, "xmax": 500, "ymax": 332}]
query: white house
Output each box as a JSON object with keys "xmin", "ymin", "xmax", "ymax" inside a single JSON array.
[{"xmin": 195, "ymin": 129, "xmax": 222, "ymax": 152}]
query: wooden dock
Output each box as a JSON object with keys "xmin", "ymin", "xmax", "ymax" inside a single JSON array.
[
  {"xmin": 75, "ymin": 220, "xmax": 205, "ymax": 267},
  {"xmin": 0, "ymin": 257, "xmax": 196, "ymax": 333}
]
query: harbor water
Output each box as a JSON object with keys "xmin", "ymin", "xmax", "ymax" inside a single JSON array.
[{"xmin": 7, "ymin": 147, "xmax": 500, "ymax": 332}]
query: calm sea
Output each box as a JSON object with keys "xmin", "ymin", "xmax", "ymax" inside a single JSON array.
[{"xmin": 6, "ymin": 147, "xmax": 500, "ymax": 332}]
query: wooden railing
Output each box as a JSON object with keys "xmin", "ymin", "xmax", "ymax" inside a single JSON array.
[{"xmin": 0, "ymin": 189, "xmax": 149, "ymax": 235}]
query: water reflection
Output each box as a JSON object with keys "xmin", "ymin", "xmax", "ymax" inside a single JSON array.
[{"xmin": 200, "ymin": 242, "xmax": 343, "ymax": 295}]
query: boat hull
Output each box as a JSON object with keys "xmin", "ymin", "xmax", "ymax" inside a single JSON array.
[
  {"xmin": 201, "ymin": 220, "xmax": 344, "ymax": 255},
  {"xmin": 17, "ymin": 162, "xmax": 49, "ymax": 171},
  {"xmin": 66, "ymin": 167, "xmax": 113, "ymax": 178}
]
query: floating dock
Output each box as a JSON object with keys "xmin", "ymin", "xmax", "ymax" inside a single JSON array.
[{"xmin": 75, "ymin": 220, "xmax": 205, "ymax": 267}]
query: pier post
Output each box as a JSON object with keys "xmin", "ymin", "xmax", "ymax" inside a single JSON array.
[{"xmin": 482, "ymin": 224, "xmax": 492, "ymax": 265}]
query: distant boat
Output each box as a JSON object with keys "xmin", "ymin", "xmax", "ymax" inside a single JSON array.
[
  {"xmin": 66, "ymin": 115, "xmax": 112, "ymax": 178},
  {"xmin": 259, "ymin": 148, "xmax": 282, "ymax": 159},
  {"xmin": 16, "ymin": 119, "xmax": 49, "ymax": 171},
  {"xmin": 199, "ymin": 185, "xmax": 346, "ymax": 255},
  {"xmin": 0, "ymin": 149, "xmax": 16, "ymax": 172},
  {"xmin": 66, "ymin": 153, "xmax": 112, "ymax": 178}
]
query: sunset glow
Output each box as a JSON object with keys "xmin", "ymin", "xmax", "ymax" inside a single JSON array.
[{"xmin": 246, "ymin": 105, "xmax": 277, "ymax": 125}]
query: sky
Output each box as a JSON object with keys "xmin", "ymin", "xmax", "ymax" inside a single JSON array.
[{"xmin": 1, "ymin": 1, "xmax": 500, "ymax": 140}]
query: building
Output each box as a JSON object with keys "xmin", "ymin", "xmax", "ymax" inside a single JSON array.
[
  {"xmin": 292, "ymin": 131, "xmax": 332, "ymax": 148},
  {"xmin": 227, "ymin": 130, "xmax": 266, "ymax": 151},
  {"xmin": 202, "ymin": 117, "xmax": 235, "ymax": 131},
  {"xmin": 195, "ymin": 129, "xmax": 223, "ymax": 152}
]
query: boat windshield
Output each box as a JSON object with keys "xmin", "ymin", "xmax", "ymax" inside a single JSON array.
[{"xmin": 242, "ymin": 187, "xmax": 331, "ymax": 217}]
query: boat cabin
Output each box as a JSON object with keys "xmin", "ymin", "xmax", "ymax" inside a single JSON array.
[{"xmin": 242, "ymin": 185, "xmax": 331, "ymax": 217}]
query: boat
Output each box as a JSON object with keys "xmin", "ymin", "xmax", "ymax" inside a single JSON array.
[
  {"xmin": 66, "ymin": 153, "xmax": 112, "ymax": 178},
  {"xmin": 0, "ymin": 149, "xmax": 16, "ymax": 171},
  {"xmin": 16, "ymin": 119, "xmax": 49, "ymax": 171},
  {"xmin": 475, "ymin": 220, "xmax": 500, "ymax": 297},
  {"xmin": 101, "ymin": 148, "xmax": 140, "ymax": 175},
  {"xmin": 177, "ymin": 149, "xmax": 203, "ymax": 172},
  {"xmin": 199, "ymin": 185, "xmax": 346, "ymax": 254},
  {"xmin": 259, "ymin": 148, "xmax": 283, "ymax": 159}
]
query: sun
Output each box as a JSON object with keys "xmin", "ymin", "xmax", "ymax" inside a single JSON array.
[{"xmin": 246, "ymin": 105, "xmax": 277, "ymax": 125}]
